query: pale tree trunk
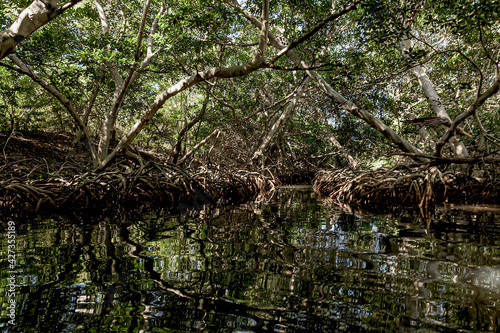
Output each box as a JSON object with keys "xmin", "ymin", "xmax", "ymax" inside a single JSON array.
[
  {"xmin": 94, "ymin": 0, "xmax": 162, "ymax": 162},
  {"xmin": 316, "ymin": 107, "xmax": 358, "ymax": 169},
  {"xmin": 252, "ymin": 77, "xmax": 311, "ymax": 162},
  {"xmin": 0, "ymin": 0, "xmax": 82, "ymax": 60},
  {"xmin": 401, "ymin": 37, "xmax": 468, "ymax": 157},
  {"xmin": 228, "ymin": 0, "xmax": 428, "ymax": 163},
  {"xmin": 95, "ymin": 0, "xmax": 271, "ymax": 170}
]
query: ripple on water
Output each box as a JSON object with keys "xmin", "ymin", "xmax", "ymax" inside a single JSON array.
[{"xmin": 1, "ymin": 188, "xmax": 499, "ymax": 332}]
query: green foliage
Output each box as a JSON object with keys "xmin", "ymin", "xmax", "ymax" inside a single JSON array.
[{"xmin": 0, "ymin": 0, "xmax": 498, "ymax": 168}]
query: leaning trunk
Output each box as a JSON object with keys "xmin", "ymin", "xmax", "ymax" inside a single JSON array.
[
  {"xmin": 401, "ymin": 37, "xmax": 468, "ymax": 158},
  {"xmin": 0, "ymin": 0, "xmax": 82, "ymax": 60}
]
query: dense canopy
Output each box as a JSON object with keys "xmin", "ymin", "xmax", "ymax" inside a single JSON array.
[{"xmin": 0, "ymin": 0, "xmax": 499, "ymax": 172}]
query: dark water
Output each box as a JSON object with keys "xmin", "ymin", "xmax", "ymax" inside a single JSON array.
[{"xmin": 1, "ymin": 187, "xmax": 499, "ymax": 332}]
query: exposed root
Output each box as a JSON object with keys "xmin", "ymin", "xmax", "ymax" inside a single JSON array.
[
  {"xmin": 313, "ymin": 164, "xmax": 500, "ymax": 214},
  {"xmin": 0, "ymin": 158, "xmax": 275, "ymax": 218}
]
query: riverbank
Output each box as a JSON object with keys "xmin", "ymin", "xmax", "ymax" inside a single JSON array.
[
  {"xmin": 1, "ymin": 131, "xmax": 498, "ymax": 218},
  {"xmin": 0, "ymin": 131, "xmax": 274, "ymax": 218},
  {"xmin": 313, "ymin": 164, "xmax": 500, "ymax": 214}
]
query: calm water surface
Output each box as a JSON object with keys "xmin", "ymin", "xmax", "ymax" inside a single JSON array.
[{"xmin": 1, "ymin": 187, "xmax": 499, "ymax": 332}]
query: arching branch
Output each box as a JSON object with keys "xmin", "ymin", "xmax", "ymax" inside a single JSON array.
[{"xmin": 0, "ymin": 0, "xmax": 82, "ymax": 60}]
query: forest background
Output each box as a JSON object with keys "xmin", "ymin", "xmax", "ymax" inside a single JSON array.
[{"xmin": 0, "ymin": 0, "xmax": 499, "ymax": 212}]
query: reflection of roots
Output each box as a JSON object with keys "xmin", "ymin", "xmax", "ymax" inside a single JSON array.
[
  {"xmin": 313, "ymin": 164, "xmax": 500, "ymax": 214},
  {"xmin": 0, "ymin": 158, "xmax": 275, "ymax": 217}
]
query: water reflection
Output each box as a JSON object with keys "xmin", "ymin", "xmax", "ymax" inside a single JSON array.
[{"xmin": 1, "ymin": 187, "xmax": 499, "ymax": 332}]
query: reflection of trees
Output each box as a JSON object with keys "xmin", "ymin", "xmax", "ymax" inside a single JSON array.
[
  {"xmin": 12, "ymin": 226, "xmax": 86, "ymax": 332},
  {"xmin": 140, "ymin": 191, "xmax": 498, "ymax": 331},
  {"xmin": 2, "ymin": 189, "xmax": 499, "ymax": 331}
]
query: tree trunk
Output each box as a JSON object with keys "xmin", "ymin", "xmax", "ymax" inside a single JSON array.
[
  {"xmin": 94, "ymin": 0, "xmax": 157, "ymax": 162},
  {"xmin": 94, "ymin": 0, "xmax": 271, "ymax": 170},
  {"xmin": 436, "ymin": 78, "xmax": 500, "ymax": 155},
  {"xmin": 6, "ymin": 54, "xmax": 99, "ymax": 164},
  {"xmin": 401, "ymin": 37, "xmax": 468, "ymax": 158},
  {"xmin": 252, "ymin": 77, "xmax": 311, "ymax": 162},
  {"xmin": 228, "ymin": 0, "xmax": 428, "ymax": 163},
  {"xmin": 0, "ymin": 0, "xmax": 82, "ymax": 60}
]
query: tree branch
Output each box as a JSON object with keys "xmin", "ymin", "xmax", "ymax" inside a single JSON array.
[
  {"xmin": 94, "ymin": 0, "xmax": 270, "ymax": 170},
  {"xmin": 3, "ymin": 55, "xmax": 98, "ymax": 163},
  {"xmin": 228, "ymin": 0, "xmax": 428, "ymax": 162},
  {"xmin": 0, "ymin": 0, "xmax": 83, "ymax": 60},
  {"xmin": 134, "ymin": 0, "xmax": 152, "ymax": 61},
  {"xmin": 435, "ymin": 78, "xmax": 500, "ymax": 156}
]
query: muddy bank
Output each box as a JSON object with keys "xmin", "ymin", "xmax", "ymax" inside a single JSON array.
[{"xmin": 313, "ymin": 164, "xmax": 500, "ymax": 214}]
